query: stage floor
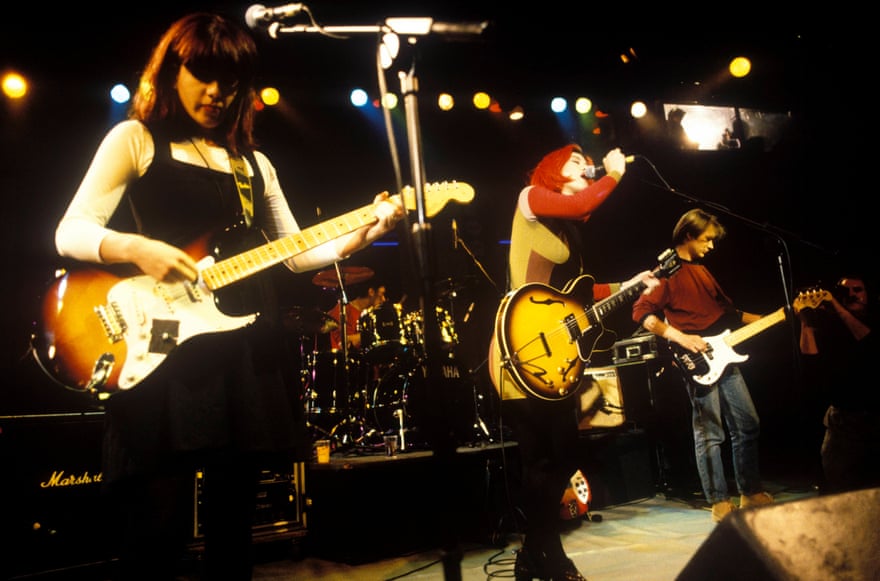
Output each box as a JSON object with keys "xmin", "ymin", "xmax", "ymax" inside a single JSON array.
[{"xmin": 248, "ymin": 480, "xmax": 819, "ymax": 581}]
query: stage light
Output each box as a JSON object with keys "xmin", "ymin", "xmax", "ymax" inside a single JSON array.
[
  {"xmin": 575, "ymin": 97, "xmax": 592, "ymax": 114},
  {"xmin": 509, "ymin": 106, "xmax": 524, "ymax": 121},
  {"xmin": 2, "ymin": 71, "xmax": 28, "ymax": 99},
  {"xmin": 630, "ymin": 101, "xmax": 647, "ymax": 118},
  {"xmin": 110, "ymin": 83, "xmax": 130, "ymax": 105},
  {"xmin": 551, "ymin": 97, "xmax": 567, "ymax": 113},
  {"xmin": 350, "ymin": 88, "xmax": 369, "ymax": 107},
  {"xmin": 260, "ymin": 87, "xmax": 280, "ymax": 107},
  {"xmin": 473, "ymin": 92, "xmax": 490, "ymax": 110},
  {"xmin": 382, "ymin": 93, "xmax": 398, "ymax": 109},
  {"xmin": 437, "ymin": 93, "xmax": 454, "ymax": 111},
  {"xmin": 729, "ymin": 56, "xmax": 751, "ymax": 78}
]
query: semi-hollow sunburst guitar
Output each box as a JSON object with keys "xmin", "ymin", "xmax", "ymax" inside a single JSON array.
[
  {"xmin": 33, "ymin": 181, "xmax": 474, "ymax": 397},
  {"xmin": 490, "ymin": 248, "xmax": 680, "ymax": 401}
]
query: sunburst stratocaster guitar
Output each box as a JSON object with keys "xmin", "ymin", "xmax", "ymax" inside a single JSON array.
[
  {"xmin": 669, "ymin": 289, "xmax": 826, "ymax": 386},
  {"xmin": 489, "ymin": 249, "xmax": 680, "ymax": 401},
  {"xmin": 33, "ymin": 181, "xmax": 474, "ymax": 396}
]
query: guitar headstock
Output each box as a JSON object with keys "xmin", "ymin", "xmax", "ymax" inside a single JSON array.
[
  {"xmin": 794, "ymin": 288, "xmax": 832, "ymax": 313},
  {"xmin": 654, "ymin": 248, "xmax": 682, "ymax": 278},
  {"xmin": 401, "ymin": 181, "xmax": 475, "ymax": 217}
]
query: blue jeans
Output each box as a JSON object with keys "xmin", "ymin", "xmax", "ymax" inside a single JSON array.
[{"xmin": 685, "ymin": 366, "xmax": 763, "ymax": 504}]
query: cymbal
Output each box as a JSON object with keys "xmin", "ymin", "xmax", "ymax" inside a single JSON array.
[
  {"xmin": 311, "ymin": 266, "xmax": 374, "ymax": 288},
  {"xmin": 435, "ymin": 275, "xmax": 478, "ymax": 298},
  {"xmin": 282, "ymin": 307, "xmax": 338, "ymax": 335}
]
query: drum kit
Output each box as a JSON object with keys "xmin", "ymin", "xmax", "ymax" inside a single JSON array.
[{"xmin": 288, "ymin": 265, "xmax": 492, "ymax": 452}]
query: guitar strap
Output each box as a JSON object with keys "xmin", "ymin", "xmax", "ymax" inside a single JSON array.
[{"xmin": 228, "ymin": 154, "xmax": 254, "ymax": 228}]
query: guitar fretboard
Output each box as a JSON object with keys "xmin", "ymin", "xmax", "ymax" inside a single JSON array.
[
  {"xmin": 201, "ymin": 205, "xmax": 377, "ymax": 291},
  {"xmin": 725, "ymin": 307, "xmax": 787, "ymax": 347},
  {"xmin": 586, "ymin": 281, "xmax": 647, "ymax": 326}
]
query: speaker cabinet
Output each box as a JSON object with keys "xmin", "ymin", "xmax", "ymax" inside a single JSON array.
[
  {"xmin": 577, "ymin": 429, "xmax": 656, "ymax": 509},
  {"xmin": 677, "ymin": 488, "xmax": 880, "ymax": 580},
  {"xmin": 578, "ymin": 360, "xmax": 664, "ymax": 432},
  {"xmin": 0, "ymin": 412, "xmax": 307, "ymax": 579},
  {"xmin": 0, "ymin": 412, "xmax": 111, "ymax": 579}
]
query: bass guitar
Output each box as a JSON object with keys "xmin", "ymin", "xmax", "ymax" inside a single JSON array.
[
  {"xmin": 490, "ymin": 248, "xmax": 680, "ymax": 401},
  {"xmin": 669, "ymin": 290, "xmax": 826, "ymax": 386},
  {"xmin": 33, "ymin": 181, "xmax": 474, "ymax": 397}
]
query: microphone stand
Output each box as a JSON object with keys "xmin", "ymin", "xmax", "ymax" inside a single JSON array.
[
  {"xmin": 397, "ymin": 57, "xmax": 464, "ymax": 581},
  {"xmin": 454, "ymin": 227, "xmax": 500, "ymax": 296},
  {"xmin": 637, "ymin": 154, "xmax": 833, "ymax": 420},
  {"xmin": 264, "ymin": 16, "xmax": 489, "ymax": 578}
]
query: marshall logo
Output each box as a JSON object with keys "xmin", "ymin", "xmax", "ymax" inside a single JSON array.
[{"xmin": 40, "ymin": 470, "xmax": 103, "ymax": 488}]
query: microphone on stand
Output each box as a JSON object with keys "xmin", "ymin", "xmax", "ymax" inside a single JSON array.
[
  {"xmin": 245, "ymin": 3, "xmax": 305, "ymax": 29},
  {"xmin": 452, "ymin": 218, "xmax": 458, "ymax": 250},
  {"xmin": 584, "ymin": 154, "xmax": 636, "ymax": 179}
]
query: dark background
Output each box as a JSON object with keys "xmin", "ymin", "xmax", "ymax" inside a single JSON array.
[{"xmin": 0, "ymin": 1, "xmax": 861, "ymax": 448}]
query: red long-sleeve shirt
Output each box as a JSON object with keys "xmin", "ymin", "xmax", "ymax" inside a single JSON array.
[{"xmin": 632, "ymin": 260, "xmax": 735, "ymax": 333}]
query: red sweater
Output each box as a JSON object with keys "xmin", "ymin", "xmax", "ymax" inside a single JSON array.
[{"xmin": 632, "ymin": 260, "xmax": 735, "ymax": 333}]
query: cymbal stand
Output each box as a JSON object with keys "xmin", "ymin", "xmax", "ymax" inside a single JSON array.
[
  {"xmin": 302, "ymin": 335, "xmax": 334, "ymax": 441},
  {"xmin": 326, "ymin": 262, "xmax": 377, "ymax": 450}
]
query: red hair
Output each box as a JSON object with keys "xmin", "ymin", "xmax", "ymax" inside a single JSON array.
[{"xmin": 528, "ymin": 144, "xmax": 594, "ymax": 191}]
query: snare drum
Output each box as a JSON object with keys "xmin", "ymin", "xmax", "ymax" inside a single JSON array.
[{"xmin": 358, "ymin": 302, "xmax": 407, "ymax": 362}]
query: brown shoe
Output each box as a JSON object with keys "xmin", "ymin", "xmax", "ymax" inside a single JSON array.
[
  {"xmin": 711, "ymin": 500, "xmax": 737, "ymax": 522},
  {"xmin": 740, "ymin": 491, "xmax": 774, "ymax": 508}
]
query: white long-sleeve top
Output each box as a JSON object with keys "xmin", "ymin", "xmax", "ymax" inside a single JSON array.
[{"xmin": 55, "ymin": 119, "xmax": 343, "ymax": 272}]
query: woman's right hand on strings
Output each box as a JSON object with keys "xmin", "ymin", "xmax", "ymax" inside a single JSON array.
[{"xmin": 101, "ymin": 232, "xmax": 199, "ymax": 283}]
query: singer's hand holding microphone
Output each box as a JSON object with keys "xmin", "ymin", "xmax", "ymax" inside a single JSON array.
[{"xmin": 584, "ymin": 148, "xmax": 635, "ymax": 179}]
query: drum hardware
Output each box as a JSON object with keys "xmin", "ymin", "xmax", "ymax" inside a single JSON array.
[
  {"xmin": 434, "ymin": 275, "xmax": 479, "ymax": 300},
  {"xmin": 300, "ymin": 265, "xmax": 497, "ymax": 452},
  {"xmin": 307, "ymin": 263, "xmax": 378, "ymax": 452},
  {"xmin": 282, "ymin": 306, "xmax": 338, "ymax": 336}
]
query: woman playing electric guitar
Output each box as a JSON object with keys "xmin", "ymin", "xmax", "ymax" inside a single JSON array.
[{"xmin": 486, "ymin": 143, "xmax": 658, "ymax": 581}]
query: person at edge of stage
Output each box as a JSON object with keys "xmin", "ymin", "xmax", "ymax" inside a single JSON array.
[
  {"xmin": 52, "ymin": 12, "xmax": 403, "ymax": 580},
  {"xmin": 796, "ymin": 273, "xmax": 880, "ymax": 495},
  {"xmin": 631, "ymin": 208, "xmax": 774, "ymax": 523},
  {"xmin": 488, "ymin": 143, "xmax": 659, "ymax": 581}
]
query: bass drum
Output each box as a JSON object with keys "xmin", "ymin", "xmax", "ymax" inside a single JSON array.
[
  {"xmin": 370, "ymin": 362, "xmax": 420, "ymax": 435},
  {"xmin": 358, "ymin": 302, "xmax": 409, "ymax": 363}
]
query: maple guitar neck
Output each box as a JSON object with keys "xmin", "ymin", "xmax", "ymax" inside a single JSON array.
[{"xmin": 725, "ymin": 307, "xmax": 787, "ymax": 348}]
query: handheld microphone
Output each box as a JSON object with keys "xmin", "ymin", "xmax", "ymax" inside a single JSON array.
[
  {"xmin": 245, "ymin": 3, "xmax": 305, "ymax": 29},
  {"xmin": 584, "ymin": 154, "xmax": 635, "ymax": 179},
  {"xmin": 452, "ymin": 218, "xmax": 458, "ymax": 250}
]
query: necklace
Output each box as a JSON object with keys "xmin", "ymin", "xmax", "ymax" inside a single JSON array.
[{"xmin": 189, "ymin": 137, "xmax": 216, "ymax": 169}]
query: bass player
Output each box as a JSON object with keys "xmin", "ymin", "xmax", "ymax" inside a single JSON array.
[{"xmin": 631, "ymin": 208, "xmax": 775, "ymax": 523}]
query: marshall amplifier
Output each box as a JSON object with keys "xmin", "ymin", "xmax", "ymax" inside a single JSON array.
[
  {"xmin": 0, "ymin": 412, "xmax": 111, "ymax": 579},
  {"xmin": 0, "ymin": 412, "xmax": 307, "ymax": 579}
]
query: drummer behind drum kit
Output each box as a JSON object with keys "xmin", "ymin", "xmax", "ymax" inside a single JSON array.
[{"xmin": 290, "ymin": 265, "xmax": 492, "ymax": 453}]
